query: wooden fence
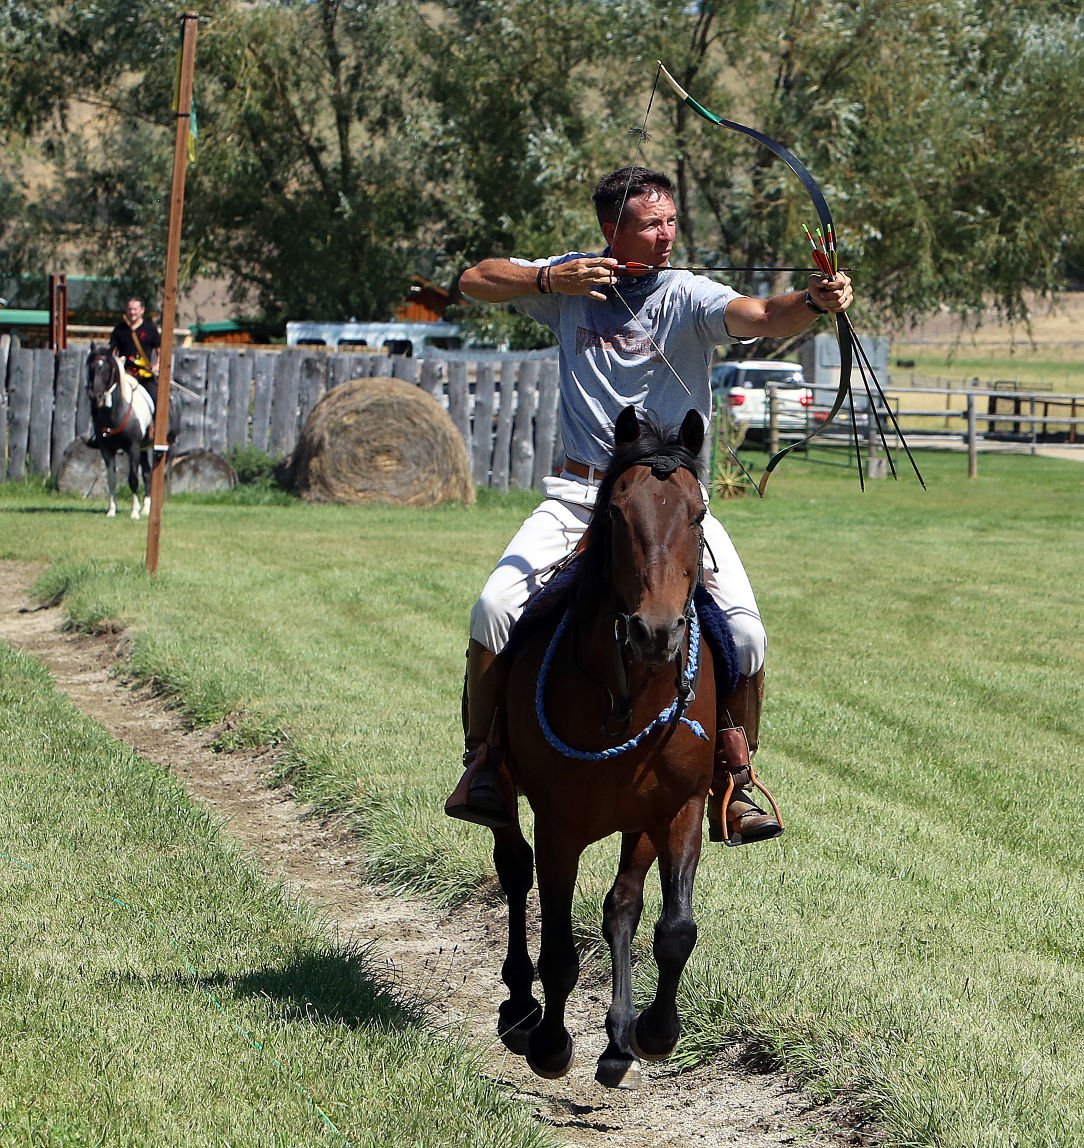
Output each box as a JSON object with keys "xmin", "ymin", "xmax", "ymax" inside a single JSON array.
[{"xmin": 0, "ymin": 337, "xmax": 564, "ymax": 492}]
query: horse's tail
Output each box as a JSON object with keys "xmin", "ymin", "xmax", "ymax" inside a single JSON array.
[{"xmin": 167, "ymin": 391, "xmax": 181, "ymax": 445}]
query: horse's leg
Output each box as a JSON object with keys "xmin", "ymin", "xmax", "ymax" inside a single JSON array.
[
  {"xmin": 139, "ymin": 449, "xmax": 152, "ymax": 517},
  {"xmin": 526, "ymin": 828, "xmax": 580, "ymax": 1079},
  {"xmin": 123, "ymin": 445, "xmax": 141, "ymax": 519},
  {"xmin": 632, "ymin": 798, "xmax": 704, "ymax": 1063},
  {"xmin": 491, "ymin": 820, "xmax": 542, "ymax": 1055},
  {"xmin": 596, "ymin": 830, "xmax": 656, "ymax": 1089},
  {"xmin": 101, "ymin": 449, "xmax": 118, "ymax": 517}
]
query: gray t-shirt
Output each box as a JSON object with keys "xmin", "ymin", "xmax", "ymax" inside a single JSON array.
[{"xmin": 512, "ymin": 252, "xmax": 749, "ymax": 467}]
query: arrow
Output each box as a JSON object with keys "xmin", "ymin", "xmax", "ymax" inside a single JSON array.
[{"xmin": 615, "ymin": 261, "xmax": 855, "ymax": 275}]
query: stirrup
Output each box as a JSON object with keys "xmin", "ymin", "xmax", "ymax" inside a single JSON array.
[
  {"xmin": 708, "ymin": 727, "xmax": 784, "ymax": 846},
  {"xmin": 713, "ymin": 766, "xmax": 785, "ymax": 846}
]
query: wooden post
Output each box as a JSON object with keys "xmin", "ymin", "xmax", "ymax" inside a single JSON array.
[
  {"xmin": 865, "ymin": 417, "xmax": 886, "ymax": 479},
  {"xmin": 767, "ymin": 387, "xmax": 779, "ymax": 457},
  {"xmin": 48, "ymin": 273, "xmax": 68, "ymax": 350},
  {"xmin": 967, "ymin": 393, "xmax": 977, "ymax": 478},
  {"xmin": 146, "ymin": 12, "xmax": 198, "ymax": 575}
]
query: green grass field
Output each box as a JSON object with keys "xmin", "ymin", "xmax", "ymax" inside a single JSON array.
[
  {"xmin": 1, "ymin": 447, "xmax": 1082, "ymax": 1147},
  {"xmin": 0, "ymin": 641, "xmax": 550, "ymax": 1148},
  {"xmin": 890, "ymin": 346, "xmax": 1084, "ymax": 393}
]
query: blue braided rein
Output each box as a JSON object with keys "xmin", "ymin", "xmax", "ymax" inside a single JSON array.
[{"xmin": 535, "ymin": 605, "xmax": 709, "ymax": 761}]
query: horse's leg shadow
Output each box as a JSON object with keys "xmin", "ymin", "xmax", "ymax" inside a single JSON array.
[
  {"xmin": 526, "ymin": 828, "xmax": 580, "ymax": 1079},
  {"xmin": 595, "ymin": 830, "xmax": 656, "ymax": 1089},
  {"xmin": 631, "ymin": 800, "xmax": 703, "ymax": 1063},
  {"xmin": 492, "ymin": 818, "xmax": 542, "ymax": 1055}
]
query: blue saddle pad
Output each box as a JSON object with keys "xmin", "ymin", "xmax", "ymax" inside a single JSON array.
[{"xmin": 692, "ymin": 583, "xmax": 740, "ymax": 696}]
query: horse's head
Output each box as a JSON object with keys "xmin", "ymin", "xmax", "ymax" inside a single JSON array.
[
  {"xmin": 86, "ymin": 344, "xmax": 121, "ymax": 410},
  {"xmin": 589, "ymin": 407, "xmax": 706, "ymax": 666}
]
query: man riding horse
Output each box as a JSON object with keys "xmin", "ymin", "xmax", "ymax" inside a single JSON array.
[
  {"xmin": 445, "ymin": 166, "xmax": 854, "ymax": 845},
  {"xmin": 109, "ymin": 296, "xmax": 160, "ymax": 405},
  {"xmin": 84, "ymin": 297, "xmax": 161, "ymax": 453}
]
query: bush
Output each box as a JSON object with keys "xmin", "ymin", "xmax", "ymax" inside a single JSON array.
[{"xmin": 226, "ymin": 444, "xmax": 284, "ymax": 487}]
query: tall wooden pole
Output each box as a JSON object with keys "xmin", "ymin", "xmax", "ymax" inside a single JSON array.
[
  {"xmin": 146, "ymin": 12, "xmax": 198, "ymax": 575},
  {"xmin": 48, "ymin": 273, "xmax": 68, "ymax": 349}
]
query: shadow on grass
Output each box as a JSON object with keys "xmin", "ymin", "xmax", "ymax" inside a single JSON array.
[
  {"xmin": 124, "ymin": 943, "xmax": 428, "ymax": 1031},
  {"xmin": 7, "ymin": 505, "xmax": 114, "ymax": 515}
]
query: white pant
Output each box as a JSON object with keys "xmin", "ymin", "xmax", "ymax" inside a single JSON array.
[{"xmin": 470, "ymin": 472, "xmax": 766, "ymax": 677}]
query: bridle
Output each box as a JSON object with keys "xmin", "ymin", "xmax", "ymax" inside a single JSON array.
[
  {"xmin": 536, "ymin": 455, "xmax": 710, "ymax": 759},
  {"xmin": 603, "ymin": 457, "xmax": 705, "ymax": 732}
]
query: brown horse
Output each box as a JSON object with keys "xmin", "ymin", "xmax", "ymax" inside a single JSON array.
[{"xmin": 491, "ymin": 406, "xmax": 724, "ymax": 1089}]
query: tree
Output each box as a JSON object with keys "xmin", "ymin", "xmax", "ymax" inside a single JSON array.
[
  {"xmin": 601, "ymin": 1, "xmax": 1084, "ymax": 333},
  {"xmin": 2, "ymin": 1, "xmax": 1081, "ymax": 336},
  {"xmin": 766, "ymin": 1, "xmax": 1084, "ymax": 327},
  {"xmin": 182, "ymin": 1, "xmax": 438, "ymax": 325},
  {"xmin": 1, "ymin": 1, "xmax": 442, "ymax": 324},
  {"xmin": 418, "ymin": 0, "xmax": 626, "ymax": 347},
  {"xmin": 1, "ymin": 3, "xmax": 222, "ymax": 307}
]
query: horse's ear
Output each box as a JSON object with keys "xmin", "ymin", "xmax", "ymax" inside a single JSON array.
[
  {"xmin": 680, "ymin": 409, "xmax": 704, "ymax": 457},
  {"xmin": 614, "ymin": 406, "xmax": 641, "ymax": 445}
]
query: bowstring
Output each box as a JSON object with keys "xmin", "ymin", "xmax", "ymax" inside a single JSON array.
[
  {"xmin": 608, "ymin": 65, "xmax": 762, "ymax": 494},
  {"xmin": 612, "ymin": 63, "xmax": 662, "ymax": 237},
  {"xmin": 609, "ymin": 64, "xmax": 694, "ymax": 396}
]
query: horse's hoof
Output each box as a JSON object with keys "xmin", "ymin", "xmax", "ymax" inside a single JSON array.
[
  {"xmin": 595, "ymin": 1055, "xmax": 642, "ymax": 1090},
  {"xmin": 630, "ymin": 1014, "xmax": 679, "ymax": 1063},
  {"xmin": 526, "ymin": 1032, "xmax": 574, "ymax": 1080},
  {"xmin": 499, "ymin": 1024, "xmax": 533, "ymax": 1057},
  {"xmin": 497, "ymin": 1000, "xmax": 542, "ymax": 1056}
]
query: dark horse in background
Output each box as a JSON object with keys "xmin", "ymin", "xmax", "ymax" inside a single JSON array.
[
  {"xmin": 490, "ymin": 406, "xmax": 732, "ymax": 1089},
  {"xmin": 85, "ymin": 345, "xmax": 178, "ymax": 519}
]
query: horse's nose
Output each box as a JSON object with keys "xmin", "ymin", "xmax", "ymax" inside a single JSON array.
[{"xmin": 627, "ymin": 612, "xmax": 686, "ymax": 664}]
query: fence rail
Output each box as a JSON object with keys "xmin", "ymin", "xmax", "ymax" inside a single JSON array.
[
  {"xmin": 4, "ymin": 336, "xmax": 1080, "ymax": 491},
  {"xmin": 0, "ymin": 338, "xmax": 563, "ymax": 491},
  {"xmin": 851, "ymin": 387, "xmax": 1083, "ymax": 445}
]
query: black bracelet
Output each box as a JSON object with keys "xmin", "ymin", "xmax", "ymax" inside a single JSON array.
[
  {"xmin": 804, "ymin": 290, "xmax": 828, "ymax": 315},
  {"xmin": 537, "ymin": 266, "xmax": 548, "ymax": 294}
]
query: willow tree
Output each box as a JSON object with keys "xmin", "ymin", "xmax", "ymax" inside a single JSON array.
[
  {"xmin": 594, "ymin": 1, "xmax": 1084, "ymax": 328},
  {"xmin": 1, "ymin": 1, "xmax": 442, "ymax": 324},
  {"xmin": 2, "ymin": 1, "xmax": 1081, "ymax": 332}
]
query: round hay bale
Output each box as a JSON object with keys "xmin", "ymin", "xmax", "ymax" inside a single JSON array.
[
  {"xmin": 55, "ymin": 440, "xmax": 108, "ymax": 498},
  {"xmin": 290, "ymin": 376, "xmax": 475, "ymax": 506},
  {"xmin": 169, "ymin": 450, "xmax": 238, "ymax": 495}
]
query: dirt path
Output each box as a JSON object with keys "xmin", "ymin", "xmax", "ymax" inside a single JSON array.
[{"xmin": 0, "ymin": 561, "xmax": 871, "ymax": 1148}]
